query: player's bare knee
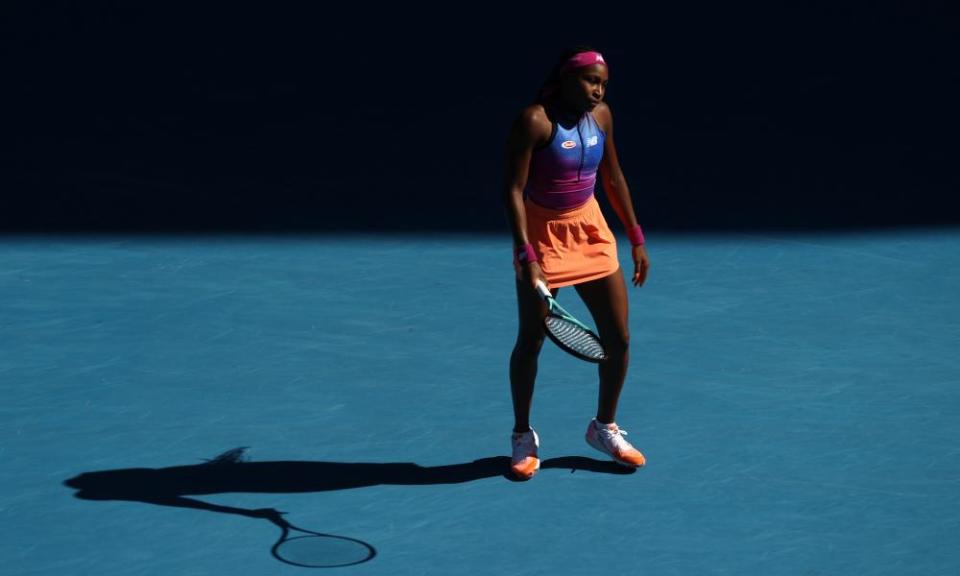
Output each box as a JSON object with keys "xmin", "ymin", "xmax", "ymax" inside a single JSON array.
[
  {"xmin": 603, "ymin": 332, "xmax": 630, "ymax": 357},
  {"xmin": 513, "ymin": 332, "xmax": 546, "ymax": 356}
]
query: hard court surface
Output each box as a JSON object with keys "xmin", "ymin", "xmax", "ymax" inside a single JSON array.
[{"xmin": 2, "ymin": 230, "xmax": 958, "ymax": 575}]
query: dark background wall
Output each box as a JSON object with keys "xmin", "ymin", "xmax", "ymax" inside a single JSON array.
[{"xmin": 6, "ymin": 2, "xmax": 958, "ymax": 233}]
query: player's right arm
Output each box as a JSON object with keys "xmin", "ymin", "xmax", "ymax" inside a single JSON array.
[{"xmin": 503, "ymin": 105, "xmax": 552, "ymax": 290}]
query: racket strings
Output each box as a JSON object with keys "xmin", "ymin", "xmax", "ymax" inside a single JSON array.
[{"xmin": 545, "ymin": 316, "xmax": 606, "ymax": 360}]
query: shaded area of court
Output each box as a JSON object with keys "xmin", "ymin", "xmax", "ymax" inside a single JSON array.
[
  {"xmin": 7, "ymin": 3, "xmax": 960, "ymax": 233},
  {"xmin": 1, "ymin": 231, "xmax": 958, "ymax": 575}
]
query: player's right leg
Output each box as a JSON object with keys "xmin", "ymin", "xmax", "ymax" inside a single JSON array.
[{"xmin": 509, "ymin": 278, "xmax": 550, "ymax": 479}]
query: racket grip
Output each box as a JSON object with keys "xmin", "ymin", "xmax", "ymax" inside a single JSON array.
[{"xmin": 534, "ymin": 279, "xmax": 551, "ymax": 300}]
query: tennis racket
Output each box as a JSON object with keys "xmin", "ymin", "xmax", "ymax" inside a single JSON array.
[{"xmin": 535, "ymin": 280, "xmax": 607, "ymax": 363}]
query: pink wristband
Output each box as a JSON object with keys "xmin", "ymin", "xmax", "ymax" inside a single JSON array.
[
  {"xmin": 627, "ymin": 225, "xmax": 645, "ymax": 246},
  {"xmin": 515, "ymin": 243, "xmax": 538, "ymax": 264}
]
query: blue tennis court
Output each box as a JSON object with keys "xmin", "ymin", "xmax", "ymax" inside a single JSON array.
[{"xmin": 2, "ymin": 230, "xmax": 958, "ymax": 575}]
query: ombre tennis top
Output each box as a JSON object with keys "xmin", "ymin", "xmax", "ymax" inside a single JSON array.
[{"xmin": 524, "ymin": 112, "xmax": 606, "ymax": 210}]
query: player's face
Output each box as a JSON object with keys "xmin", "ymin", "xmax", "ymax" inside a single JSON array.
[{"xmin": 562, "ymin": 64, "xmax": 609, "ymax": 113}]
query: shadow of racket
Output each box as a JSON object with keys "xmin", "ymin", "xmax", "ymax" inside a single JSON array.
[{"xmin": 259, "ymin": 509, "xmax": 376, "ymax": 568}]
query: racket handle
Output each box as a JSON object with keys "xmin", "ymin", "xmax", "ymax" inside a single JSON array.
[{"xmin": 535, "ymin": 279, "xmax": 552, "ymax": 301}]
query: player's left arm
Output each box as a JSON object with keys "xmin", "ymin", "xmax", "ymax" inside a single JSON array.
[{"xmin": 595, "ymin": 102, "xmax": 649, "ymax": 286}]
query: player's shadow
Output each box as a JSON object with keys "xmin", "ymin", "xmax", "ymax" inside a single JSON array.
[
  {"xmin": 64, "ymin": 452, "xmax": 634, "ymax": 503},
  {"xmin": 64, "ymin": 450, "xmax": 633, "ymax": 567}
]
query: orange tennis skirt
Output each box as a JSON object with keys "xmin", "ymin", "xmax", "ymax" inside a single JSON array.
[{"xmin": 523, "ymin": 195, "xmax": 620, "ymax": 288}]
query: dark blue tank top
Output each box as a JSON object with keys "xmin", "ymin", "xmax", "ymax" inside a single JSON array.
[{"xmin": 525, "ymin": 112, "xmax": 606, "ymax": 210}]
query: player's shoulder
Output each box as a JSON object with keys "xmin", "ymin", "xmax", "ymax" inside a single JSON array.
[
  {"xmin": 512, "ymin": 103, "xmax": 553, "ymax": 142},
  {"xmin": 516, "ymin": 103, "xmax": 551, "ymax": 128},
  {"xmin": 592, "ymin": 102, "xmax": 614, "ymax": 132}
]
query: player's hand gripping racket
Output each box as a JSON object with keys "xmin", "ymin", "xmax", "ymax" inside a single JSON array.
[{"xmin": 535, "ymin": 280, "xmax": 607, "ymax": 363}]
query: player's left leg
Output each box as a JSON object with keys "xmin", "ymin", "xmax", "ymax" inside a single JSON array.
[
  {"xmin": 574, "ymin": 268, "xmax": 630, "ymax": 423},
  {"xmin": 574, "ymin": 269, "xmax": 645, "ymax": 468}
]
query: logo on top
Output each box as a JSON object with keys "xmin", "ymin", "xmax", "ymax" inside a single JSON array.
[
  {"xmin": 561, "ymin": 140, "xmax": 577, "ymax": 149},
  {"xmin": 586, "ymin": 135, "xmax": 598, "ymax": 147}
]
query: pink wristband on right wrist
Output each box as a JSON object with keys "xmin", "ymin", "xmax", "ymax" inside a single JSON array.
[
  {"xmin": 515, "ymin": 243, "xmax": 538, "ymax": 264},
  {"xmin": 627, "ymin": 225, "xmax": 645, "ymax": 246}
]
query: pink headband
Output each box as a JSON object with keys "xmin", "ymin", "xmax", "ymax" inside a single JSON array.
[{"xmin": 559, "ymin": 51, "xmax": 607, "ymax": 74}]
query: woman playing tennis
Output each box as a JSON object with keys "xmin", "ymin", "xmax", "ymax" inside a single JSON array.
[{"xmin": 504, "ymin": 46, "xmax": 650, "ymax": 480}]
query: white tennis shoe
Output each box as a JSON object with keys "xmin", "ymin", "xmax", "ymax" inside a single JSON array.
[
  {"xmin": 510, "ymin": 428, "xmax": 540, "ymax": 480},
  {"xmin": 585, "ymin": 419, "xmax": 646, "ymax": 468}
]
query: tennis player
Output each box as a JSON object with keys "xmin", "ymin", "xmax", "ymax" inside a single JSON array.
[{"xmin": 503, "ymin": 46, "xmax": 650, "ymax": 479}]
